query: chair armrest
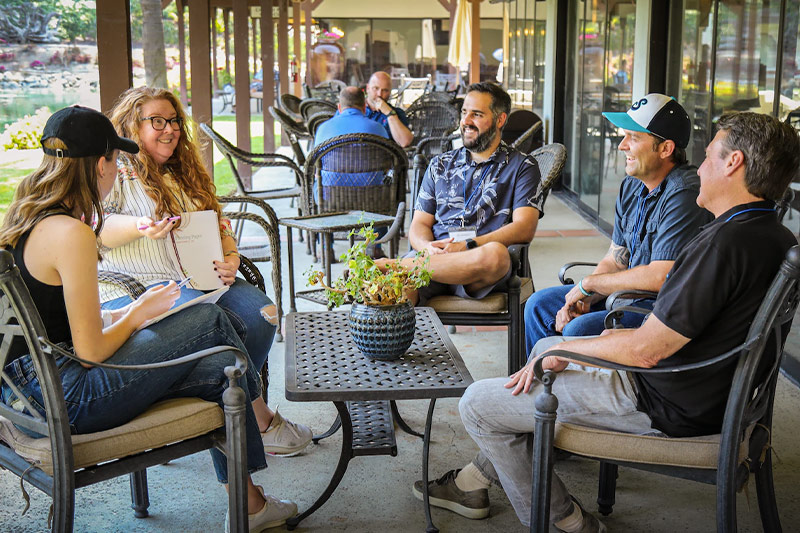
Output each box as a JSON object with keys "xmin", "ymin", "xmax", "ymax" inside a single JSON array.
[
  {"xmin": 508, "ymin": 244, "xmax": 530, "ymax": 277},
  {"xmin": 98, "ymin": 271, "xmax": 146, "ymax": 300},
  {"xmin": 603, "ymin": 305, "xmax": 653, "ymax": 329},
  {"xmin": 41, "ymin": 337, "xmax": 248, "ymax": 376},
  {"xmin": 374, "ymin": 202, "xmax": 406, "ymax": 246},
  {"xmin": 558, "ymin": 262, "xmax": 598, "ymax": 285},
  {"xmin": 605, "ymin": 289, "xmax": 658, "ymax": 311},
  {"xmin": 532, "ymin": 340, "xmax": 754, "ymax": 380},
  {"xmin": 219, "ymin": 195, "xmax": 280, "ymax": 229}
]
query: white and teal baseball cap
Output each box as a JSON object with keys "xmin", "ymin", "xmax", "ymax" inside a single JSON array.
[{"xmin": 602, "ymin": 93, "xmax": 691, "ymax": 149}]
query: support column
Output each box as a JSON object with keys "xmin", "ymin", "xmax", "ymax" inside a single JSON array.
[
  {"xmin": 305, "ymin": 0, "xmax": 313, "ymax": 86},
  {"xmin": 188, "ymin": 0, "xmax": 213, "ymax": 174},
  {"xmin": 211, "ymin": 6, "xmax": 219, "ymax": 91},
  {"xmin": 261, "ymin": 0, "xmax": 276, "ymax": 152},
  {"xmin": 293, "ymin": 1, "xmax": 302, "ymax": 97},
  {"xmin": 233, "ymin": 0, "xmax": 252, "ymax": 188},
  {"xmin": 470, "ymin": 0, "xmax": 481, "ymax": 84},
  {"xmin": 97, "ymin": 0, "xmax": 132, "ymax": 112},
  {"xmin": 224, "ymin": 8, "xmax": 231, "ymax": 77},
  {"xmin": 252, "ymin": 16, "xmax": 260, "ymax": 75},
  {"xmin": 177, "ymin": 0, "xmax": 189, "ymax": 107},
  {"xmin": 278, "ymin": 0, "xmax": 290, "ymax": 145}
]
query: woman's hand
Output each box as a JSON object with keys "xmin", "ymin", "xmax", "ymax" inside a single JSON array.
[
  {"xmin": 130, "ymin": 282, "xmax": 181, "ymax": 323},
  {"xmin": 137, "ymin": 216, "xmax": 178, "ymax": 240},
  {"xmin": 214, "ymin": 254, "xmax": 240, "ymax": 286}
]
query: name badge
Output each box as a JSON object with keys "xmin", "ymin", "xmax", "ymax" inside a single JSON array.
[{"xmin": 448, "ymin": 226, "xmax": 477, "ymax": 241}]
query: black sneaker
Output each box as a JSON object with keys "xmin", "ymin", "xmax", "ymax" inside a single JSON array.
[
  {"xmin": 554, "ymin": 496, "xmax": 607, "ymax": 533},
  {"xmin": 412, "ymin": 469, "xmax": 490, "ymax": 519}
]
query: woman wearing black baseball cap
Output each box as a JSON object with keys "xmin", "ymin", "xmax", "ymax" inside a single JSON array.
[{"xmin": 0, "ymin": 106, "xmax": 293, "ymax": 529}]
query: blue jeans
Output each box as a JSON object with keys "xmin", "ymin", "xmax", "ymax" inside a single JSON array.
[
  {"xmin": 459, "ymin": 336, "xmax": 661, "ymax": 527},
  {"xmin": 523, "ymin": 284, "xmax": 653, "ymax": 358},
  {"xmin": 103, "ymin": 278, "xmax": 276, "ymax": 392},
  {"xmin": 2, "ymin": 305, "xmax": 266, "ymax": 484}
]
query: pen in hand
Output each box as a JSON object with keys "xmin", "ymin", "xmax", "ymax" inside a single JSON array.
[{"xmin": 175, "ymin": 276, "xmax": 193, "ymax": 289}]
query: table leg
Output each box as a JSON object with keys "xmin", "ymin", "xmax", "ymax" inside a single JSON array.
[
  {"xmin": 286, "ymin": 401, "xmax": 353, "ymax": 530},
  {"xmin": 312, "ymin": 414, "xmax": 342, "ymax": 444},
  {"xmin": 390, "ymin": 400, "xmax": 423, "ymax": 438},
  {"xmin": 323, "ymin": 233, "xmax": 333, "ymax": 287},
  {"xmin": 286, "ymin": 227, "xmax": 297, "ymax": 313},
  {"xmin": 423, "ymin": 398, "xmax": 439, "ymax": 533}
]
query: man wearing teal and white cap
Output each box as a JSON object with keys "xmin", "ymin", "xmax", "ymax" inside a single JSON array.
[{"xmin": 414, "ymin": 95, "xmax": 713, "ymax": 529}]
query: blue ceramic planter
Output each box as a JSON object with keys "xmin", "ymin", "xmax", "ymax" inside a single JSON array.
[{"xmin": 348, "ymin": 301, "xmax": 416, "ymax": 360}]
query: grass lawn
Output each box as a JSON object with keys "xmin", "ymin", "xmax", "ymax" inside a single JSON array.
[{"xmin": 0, "ymin": 168, "xmax": 34, "ymax": 218}]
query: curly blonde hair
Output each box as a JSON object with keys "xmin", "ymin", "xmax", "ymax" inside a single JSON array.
[
  {"xmin": 0, "ymin": 138, "xmax": 110, "ymax": 251},
  {"xmin": 107, "ymin": 87, "xmax": 221, "ymax": 220}
]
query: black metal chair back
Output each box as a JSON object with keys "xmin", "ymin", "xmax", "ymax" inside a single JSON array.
[
  {"xmin": 303, "ymin": 80, "xmax": 345, "ymax": 102},
  {"xmin": 303, "ymin": 133, "xmax": 408, "ymax": 217},
  {"xmin": 306, "ymin": 110, "xmax": 336, "ymax": 139},
  {"xmin": 268, "ymin": 106, "xmax": 311, "ymax": 166},
  {"xmin": 299, "ymin": 98, "xmax": 338, "ymax": 124}
]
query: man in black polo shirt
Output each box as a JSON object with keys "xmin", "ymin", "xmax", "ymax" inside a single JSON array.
[{"xmin": 453, "ymin": 112, "xmax": 800, "ymax": 532}]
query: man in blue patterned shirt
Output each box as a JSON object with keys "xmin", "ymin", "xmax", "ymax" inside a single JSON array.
[{"xmin": 381, "ymin": 82, "xmax": 542, "ymax": 305}]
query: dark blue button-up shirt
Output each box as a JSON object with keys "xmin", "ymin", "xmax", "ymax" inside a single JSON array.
[
  {"xmin": 415, "ymin": 143, "xmax": 543, "ymax": 241},
  {"xmin": 611, "ymin": 164, "xmax": 712, "ymax": 268},
  {"xmin": 365, "ymin": 104, "xmax": 410, "ymax": 138}
]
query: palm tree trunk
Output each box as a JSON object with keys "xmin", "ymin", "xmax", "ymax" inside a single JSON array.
[{"xmin": 141, "ymin": 0, "xmax": 167, "ymax": 88}]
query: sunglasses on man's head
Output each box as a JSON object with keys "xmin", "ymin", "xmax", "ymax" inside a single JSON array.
[{"xmin": 140, "ymin": 116, "xmax": 183, "ymax": 131}]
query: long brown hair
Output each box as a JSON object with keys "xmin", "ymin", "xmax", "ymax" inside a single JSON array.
[
  {"xmin": 0, "ymin": 138, "xmax": 110, "ymax": 250},
  {"xmin": 107, "ymin": 87, "xmax": 221, "ymax": 219}
]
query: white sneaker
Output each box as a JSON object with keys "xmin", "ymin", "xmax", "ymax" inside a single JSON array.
[
  {"xmin": 261, "ymin": 409, "xmax": 312, "ymax": 457},
  {"xmin": 224, "ymin": 486, "xmax": 298, "ymax": 533}
]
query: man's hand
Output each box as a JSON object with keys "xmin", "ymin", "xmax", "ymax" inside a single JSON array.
[
  {"xmin": 504, "ymin": 354, "xmax": 569, "ymax": 396},
  {"xmin": 441, "ymin": 240, "xmax": 468, "ymax": 253},
  {"xmin": 370, "ymin": 96, "xmax": 393, "ymax": 115},
  {"xmin": 423, "ymin": 237, "xmax": 454, "ymax": 256},
  {"xmin": 554, "ymin": 299, "xmax": 591, "ymax": 333}
]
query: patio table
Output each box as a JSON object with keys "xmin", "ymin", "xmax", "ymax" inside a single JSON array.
[
  {"xmin": 284, "ymin": 307, "xmax": 474, "ymax": 532},
  {"xmin": 279, "ymin": 211, "xmax": 396, "ymax": 311}
]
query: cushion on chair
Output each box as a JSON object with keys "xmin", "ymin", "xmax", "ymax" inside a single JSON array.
[
  {"xmin": 554, "ymin": 421, "xmax": 750, "ymax": 469},
  {"xmin": 427, "ymin": 277, "xmax": 533, "ymax": 314},
  {"xmin": 0, "ymin": 398, "xmax": 223, "ymax": 476}
]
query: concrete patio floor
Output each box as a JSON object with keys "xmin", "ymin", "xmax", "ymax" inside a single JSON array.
[{"xmin": 2, "ymin": 163, "xmax": 800, "ymax": 532}]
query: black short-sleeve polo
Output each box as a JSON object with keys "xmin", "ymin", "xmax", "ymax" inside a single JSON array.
[{"xmin": 635, "ymin": 200, "xmax": 796, "ymax": 437}]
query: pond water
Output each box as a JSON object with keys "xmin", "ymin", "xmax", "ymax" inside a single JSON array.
[{"xmin": 0, "ymin": 89, "xmax": 100, "ymax": 129}]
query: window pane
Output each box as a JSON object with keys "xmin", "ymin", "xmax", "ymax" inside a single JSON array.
[{"xmin": 779, "ymin": 0, "xmax": 800, "ymax": 123}]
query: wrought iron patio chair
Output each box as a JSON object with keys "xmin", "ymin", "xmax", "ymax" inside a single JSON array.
[
  {"xmin": 529, "ymin": 244, "xmax": 800, "ymax": 532},
  {"xmin": 0, "ymin": 250, "xmax": 251, "ymax": 532},
  {"xmin": 279, "ymin": 93, "xmax": 303, "ymax": 122},
  {"xmin": 303, "ymin": 80, "xmax": 344, "ymax": 102},
  {"xmin": 268, "ymin": 106, "xmax": 312, "ymax": 167},
  {"xmin": 299, "ymin": 98, "xmax": 338, "ymax": 124},
  {"xmin": 414, "ymin": 143, "xmax": 567, "ymax": 373},
  {"xmin": 303, "ymin": 133, "xmax": 409, "ymax": 260},
  {"xmin": 405, "ymin": 100, "xmax": 460, "ymax": 158},
  {"xmin": 306, "ymin": 110, "xmax": 335, "ymax": 139}
]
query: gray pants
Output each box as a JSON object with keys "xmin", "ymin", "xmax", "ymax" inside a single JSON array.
[{"xmin": 459, "ymin": 336, "xmax": 661, "ymax": 526}]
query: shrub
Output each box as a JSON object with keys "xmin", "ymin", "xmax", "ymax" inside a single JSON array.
[{"xmin": 1, "ymin": 107, "xmax": 51, "ymax": 150}]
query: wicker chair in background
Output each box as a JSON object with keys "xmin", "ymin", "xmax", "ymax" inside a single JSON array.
[
  {"xmin": 279, "ymin": 93, "xmax": 303, "ymax": 122},
  {"xmin": 268, "ymin": 106, "xmax": 312, "ymax": 167},
  {"xmin": 529, "ymin": 245, "xmax": 800, "ymax": 532},
  {"xmin": 306, "ymin": 110, "xmax": 335, "ymax": 139},
  {"xmin": 411, "ymin": 143, "xmax": 567, "ymax": 374},
  {"xmin": 504, "ymin": 109, "xmax": 544, "ymax": 154},
  {"xmin": 303, "ymin": 80, "xmax": 345, "ymax": 102},
  {"xmin": 303, "ymin": 133, "xmax": 409, "ymax": 259},
  {"xmin": 0, "ymin": 250, "xmax": 251, "ymax": 532},
  {"xmin": 299, "ymin": 98, "xmax": 338, "ymax": 124},
  {"xmin": 405, "ymin": 100, "xmax": 460, "ymax": 159}
]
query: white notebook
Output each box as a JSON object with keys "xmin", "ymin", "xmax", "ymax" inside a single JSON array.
[
  {"xmin": 137, "ymin": 285, "xmax": 229, "ymax": 331},
  {"xmin": 169, "ymin": 210, "xmax": 225, "ymax": 290}
]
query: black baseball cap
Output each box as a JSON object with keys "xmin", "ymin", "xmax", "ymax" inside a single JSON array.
[
  {"xmin": 602, "ymin": 93, "xmax": 692, "ymax": 149},
  {"xmin": 41, "ymin": 106, "xmax": 139, "ymax": 158}
]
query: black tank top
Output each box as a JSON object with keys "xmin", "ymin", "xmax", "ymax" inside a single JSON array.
[{"xmin": 8, "ymin": 216, "xmax": 72, "ymax": 361}]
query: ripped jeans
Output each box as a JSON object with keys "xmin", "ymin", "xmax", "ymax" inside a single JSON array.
[{"xmin": 103, "ymin": 278, "xmax": 277, "ymax": 390}]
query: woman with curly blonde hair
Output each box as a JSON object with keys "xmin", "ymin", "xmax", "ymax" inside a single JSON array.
[
  {"xmin": 1, "ymin": 106, "xmax": 297, "ymax": 530},
  {"xmin": 100, "ymin": 87, "xmax": 312, "ymax": 458}
]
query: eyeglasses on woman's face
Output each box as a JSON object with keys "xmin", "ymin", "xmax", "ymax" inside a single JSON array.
[{"xmin": 140, "ymin": 115, "xmax": 183, "ymax": 131}]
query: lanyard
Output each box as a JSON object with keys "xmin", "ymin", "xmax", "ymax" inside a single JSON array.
[
  {"xmin": 462, "ymin": 163, "xmax": 494, "ymax": 226},
  {"xmin": 723, "ymin": 207, "xmax": 775, "ymax": 223}
]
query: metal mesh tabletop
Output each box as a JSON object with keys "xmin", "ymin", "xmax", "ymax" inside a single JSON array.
[
  {"xmin": 285, "ymin": 307, "xmax": 473, "ymax": 402},
  {"xmin": 279, "ymin": 211, "xmax": 395, "ymax": 232}
]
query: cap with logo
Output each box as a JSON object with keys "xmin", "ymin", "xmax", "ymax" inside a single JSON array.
[
  {"xmin": 41, "ymin": 105, "xmax": 139, "ymax": 158},
  {"xmin": 602, "ymin": 93, "xmax": 691, "ymax": 149}
]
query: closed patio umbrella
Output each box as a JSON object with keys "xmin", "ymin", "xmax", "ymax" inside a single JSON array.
[{"xmin": 448, "ymin": 0, "xmax": 472, "ymax": 71}]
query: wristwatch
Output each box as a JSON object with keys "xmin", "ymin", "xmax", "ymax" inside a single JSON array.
[
  {"xmin": 387, "ymin": 109, "xmax": 397, "ymax": 117},
  {"xmin": 466, "ymin": 238, "xmax": 478, "ymax": 249}
]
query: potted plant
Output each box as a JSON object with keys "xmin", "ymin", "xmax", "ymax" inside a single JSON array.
[{"xmin": 306, "ymin": 225, "xmax": 432, "ymax": 360}]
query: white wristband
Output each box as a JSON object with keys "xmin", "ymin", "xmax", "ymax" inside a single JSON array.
[{"xmin": 101, "ymin": 309, "xmax": 113, "ymax": 328}]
